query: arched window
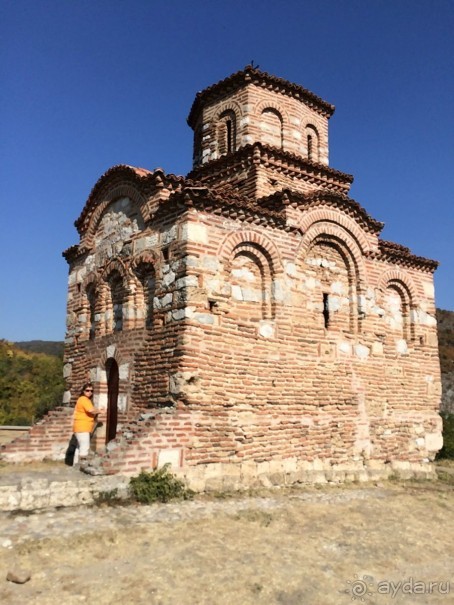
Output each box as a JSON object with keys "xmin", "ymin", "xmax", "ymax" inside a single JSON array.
[
  {"xmin": 217, "ymin": 110, "xmax": 237, "ymax": 156},
  {"xmin": 307, "ymin": 134, "xmax": 313, "ymax": 161},
  {"xmin": 134, "ymin": 262, "xmax": 156, "ymax": 329},
  {"xmin": 383, "ymin": 282, "xmax": 413, "ymax": 343},
  {"xmin": 305, "ymin": 124, "xmax": 319, "ymax": 162},
  {"xmin": 108, "ymin": 270, "xmax": 125, "ymax": 332},
  {"xmin": 305, "ymin": 239, "xmax": 356, "ymax": 333},
  {"xmin": 229, "ymin": 242, "xmax": 274, "ymax": 321},
  {"xmin": 260, "ymin": 108, "xmax": 284, "ymax": 149},
  {"xmin": 86, "ymin": 283, "xmax": 97, "ymax": 340}
]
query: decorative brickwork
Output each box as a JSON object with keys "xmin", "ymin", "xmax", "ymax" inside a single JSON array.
[{"xmin": 1, "ymin": 67, "xmax": 442, "ymax": 488}]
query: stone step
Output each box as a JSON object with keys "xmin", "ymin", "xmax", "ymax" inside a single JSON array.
[{"xmin": 0, "ymin": 466, "xmax": 130, "ymax": 512}]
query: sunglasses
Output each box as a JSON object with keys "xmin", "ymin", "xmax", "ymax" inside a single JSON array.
[{"xmin": 85, "ymin": 388, "xmax": 94, "ymax": 392}]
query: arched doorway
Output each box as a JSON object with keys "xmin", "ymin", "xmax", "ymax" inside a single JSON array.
[{"xmin": 105, "ymin": 358, "xmax": 119, "ymax": 443}]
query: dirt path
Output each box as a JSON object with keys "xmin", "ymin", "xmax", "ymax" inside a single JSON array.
[{"xmin": 0, "ymin": 481, "xmax": 453, "ymax": 605}]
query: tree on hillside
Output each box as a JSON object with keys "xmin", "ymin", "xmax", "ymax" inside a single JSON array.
[{"xmin": 0, "ymin": 340, "xmax": 64, "ymax": 425}]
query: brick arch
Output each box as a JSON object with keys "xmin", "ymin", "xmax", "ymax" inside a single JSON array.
[
  {"xmin": 377, "ymin": 269, "xmax": 419, "ymax": 307},
  {"xmin": 304, "ymin": 123, "xmax": 320, "ymax": 161},
  {"xmin": 130, "ymin": 253, "xmax": 158, "ymax": 329},
  {"xmin": 100, "ymin": 258, "xmax": 129, "ymax": 282},
  {"xmin": 215, "ymin": 100, "xmax": 243, "ymax": 121},
  {"xmin": 81, "ymin": 270, "xmax": 100, "ymax": 291},
  {"xmin": 254, "ymin": 99, "xmax": 290, "ymax": 126},
  {"xmin": 298, "ymin": 222, "xmax": 366, "ymax": 283},
  {"xmin": 98, "ymin": 346, "xmax": 127, "ymax": 369},
  {"xmin": 84, "ymin": 184, "xmax": 147, "ymax": 248},
  {"xmin": 216, "ymin": 229, "xmax": 282, "ymax": 275},
  {"xmin": 297, "ymin": 207, "xmax": 371, "ymax": 254},
  {"xmin": 78, "ymin": 271, "xmax": 101, "ymax": 341},
  {"xmin": 130, "ymin": 250, "xmax": 160, "ymax": 273},
  {"xmin": 298, "ymin": 223, "xmax": 368, "ymax": 334},
  {"xmin": 230, "ymin": 242, "xmax": 275, "ymax": 320}
]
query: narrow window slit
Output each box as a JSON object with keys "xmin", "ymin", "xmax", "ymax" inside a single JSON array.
[{"xmin": 323, "ymin": 293, "xmax": 330, "ymax": 329}]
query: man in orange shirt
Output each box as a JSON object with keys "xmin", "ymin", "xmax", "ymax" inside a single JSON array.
[{"xmin": 73, "ymin": 383, "xmax": 100, "ymax": 464}]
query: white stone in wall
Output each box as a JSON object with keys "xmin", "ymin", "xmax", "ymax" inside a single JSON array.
[
  {"xmin": 423, "ymin": 281, "xmax": 435, "ymax": 298},
  {"xmin": 242, "ymin": 288, "xmax": 262, "ymax": 302},
  {"xmin": 338, "ymin": 342, "xmax": 352, "ymax": 355},
  {"xmin": 232, "ymin": 267, "xmax": 256, "ymax": 282},
  {"xmin": 63, "ymin": 391, "xmax": 71, "ymax": 404},
  {"xmin": 272, "ymin": 279, "xmax": 287, "ymax": 303},
  {"xmin": 304, "ymin": 276, "xmax": 317, "ymax": 290},
  {"xmin": 202, "ymin": 256, "xmax": 220, "ymax": 271},
  {"xmin": 98, "ymin": 393, "xmax": 108, "ymax": 410},
  {"xmin": 259, "ymin": 321, "xmax": 274, "ymax": 339},
  {"xmin": 76, "ymin": 267, "xmax": 87, "ymax": 283},
  {"xmin": 145, "ymin": 234, "xmax": 158, "ymax": 247},
  {"xmin": 206, "ymin": 278, "xmax": 220, "ymax": 294},
  {"xmin": 242, "ymin": 135, "xmax": 253, "ymax": 144},
  {"xmin": 158, "ymin": 449, "xmax": 181, "ymax": 469},
  {"xmin": 162, "ymin": 270, "xmax": 176, "ymax": 287},
  {"xmin": 119, "ymin": 364, "xmax": 129, "ymax": 380},
  {"xmin": 232, "ymin": 285, "xmax": 243, "ymax": 300},
  {"xmin": 202, "ymin": 135, "xmax": 211, "ymax": 142},
  {"xmin": 330, "ymin": 281, "xmax": 344, "ymax": 295},
  {"xmin": 68, "ymin": 273, "xmax": 76, "ymax": 286},
  {"xmin": 194, "ymin": 313, "xmax": 215, "ymax": 325},
  {"xmin": 123, "ymin": 307, "xmax": 135, "ymax": 319},
  {"xmin": 354, "ymin": 344, "xmax": 370, "ymax": 359},
  {"xmin": 292, "ymin": 130, "xmax": 302, "ymax": 140},
  {"xmin": 117, "ymin": 394, "xmax": 127, "ymax": 412},
  {"xmin": 396, "ymin": 339, "xmax": 408, "ymax": 355},
  {"xmin": 371, "ymin": 341, "xmax": 384, "ymax": 356},
  {"xmin": 284, "ymin": 261, "xmax": 297, "ymax": 277},
  {"xmin": 328, "ymin": 296, "xmax": 341, "ymax": 312},
  {"xmin": 176, "ymin": 275, "xmax": 199, "ymax": 289},
  {"xmin": 425, "ymin": 432, "xmax": 443, "ymax": 452},
  {"xmin": 185, "ymin": 255, "xmax": 201, "ymax": 268},
  {"xmin": 239, "ymin": 117, "xmax": 250, "ymax": 127},
  {"xmin": 85, "ymin": 254, "xmax": 95, "ymax": 271},
  {"xmin": 181, "ymin": 222, "xmax": 208, "ymax": 244},
  {"xmin": 357, "ymin": 294, "xmax": 367, "ymax": 313},
  {"xmin": 172, "ymin": 309, "xmax": 186, "ymax": 321},
  {"xmin": 106, "ymin": 344, "xmax": 116, "ymax": 358},
  {"xmin": 426, "ymin": 314, "xmax": 437, "ymax": 327},
  {"xmin": 162, "ymin": 225, "xmax": 177, "ymax": 245},
  {"xmin": 63, "ymin": 363, "xmax": 72, "ymax": 378}
]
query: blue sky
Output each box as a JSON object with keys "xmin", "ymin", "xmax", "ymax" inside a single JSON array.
[{"xmin": 1, "ymin": 0, "xmax": 453, "ymax": 341}]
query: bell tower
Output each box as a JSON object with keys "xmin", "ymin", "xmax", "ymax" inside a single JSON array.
[{"xmin": 187, "ymin": 65, "xmax": 353, "ymax": 198}]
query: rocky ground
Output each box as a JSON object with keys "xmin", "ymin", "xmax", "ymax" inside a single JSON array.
[{"xmin": 0, "ymin": 477, "xmax": 453, "ymax": 605}]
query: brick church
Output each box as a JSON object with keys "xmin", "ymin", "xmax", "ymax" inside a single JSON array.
[{"xmin": 2, "ymin": 66, "xmax": 443, "ymax": 488}]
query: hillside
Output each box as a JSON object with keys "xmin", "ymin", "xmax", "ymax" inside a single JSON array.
[
  {"xmin": 437, "ymin": 308, "xmax": 454, "ymax": 413},
  {"xmin": 14, "ymin": 340, "xmax": 64, "ymax": 358},
  {"xmin": 0, "ymin": 340, "xmax": 64, "ymax": 425}
]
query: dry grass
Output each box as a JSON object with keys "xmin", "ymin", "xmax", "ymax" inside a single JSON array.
[{"xmin": 0, "ymin": 481, "xmax": 453, "ymax": 605}]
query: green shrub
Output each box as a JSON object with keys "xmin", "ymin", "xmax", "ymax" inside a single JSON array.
[
  {"xmin": 437, "ymin": 413, "xmax": 454, "ymax": 460},
  {"xmin": 94, "ymin": 488, "xmax": 121, "ymax": 506},
  {"xmin": 129, "ymin": 464, "xmax": 194, "ymax": 504}
]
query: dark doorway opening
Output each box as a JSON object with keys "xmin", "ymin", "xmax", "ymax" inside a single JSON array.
[{"xmin": 105, "ymin": 358, "xmax": 119, "ymax": 443}]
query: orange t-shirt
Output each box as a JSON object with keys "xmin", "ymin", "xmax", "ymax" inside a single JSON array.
[{"xmin": 73, "ymin": 395, "xmax": 96, "ymax": 433}]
